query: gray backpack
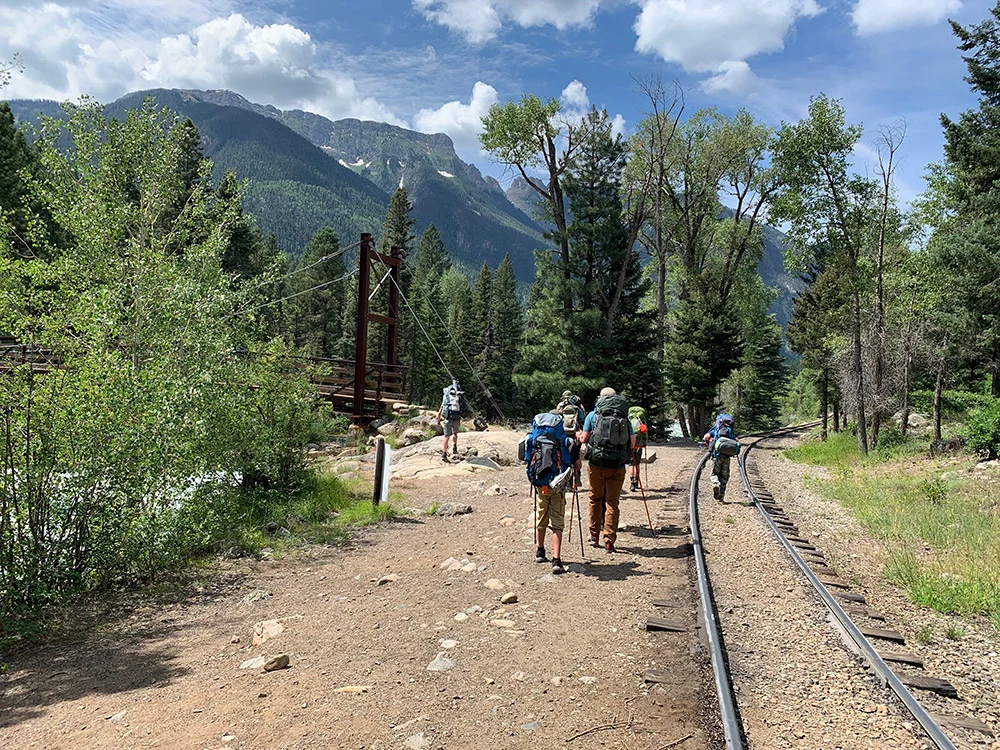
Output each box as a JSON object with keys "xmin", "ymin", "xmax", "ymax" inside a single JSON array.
[{"xmin": 589, "ymin": 394, "xmax": 630, "ymax": 467}]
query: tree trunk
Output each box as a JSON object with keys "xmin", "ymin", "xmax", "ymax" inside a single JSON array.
[
  {"xmin": 933, "ymin": 364, "xmax": 944, "ymax": 441},
  {"xmin": 833, "ymin": 400, "xmax": 840, "ymax": 433},
  {"xmin": 675, "ymin": 405, "xmax": 690, "ymax": 439},
  {"xmin": 821, "ymin": 367, "xmax": 829, "ymax": 441},
  {"xmin": 900, "ymin": 347, "xmax": 912, "ymax": 438},
  {"xmin": 656, "ymin": 253, "xmax": 667, "ymax": 361},
  {"xmin": 992, "ymin": 368, "xmax": 1000, "ymax": 398},
  {"xmin": 687, "ymin": 404, "xmax": 698, "ymax": 441},
  {"xmin": 852, "ymin": 285, "xmax": 869, "ymax": 455}
]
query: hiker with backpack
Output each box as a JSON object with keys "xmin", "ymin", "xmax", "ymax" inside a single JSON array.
[
  {"xmin": 577, "ymin": 387, "xmax": 634, "ymax": 554},
  {"xmin": 523, "ymin": 412, "xmax": 575, "ymax": 574},
  {"xmin": 555, "ymin": 390, "xmax": 586, "ymax": 483},
  {"xmin": 436, "ymin": 380, "xmax": 467, "ymax": 461},
  {"xmin": 627, "ymin": 406, "xmax": 649, "ymax": 492},
  {"xmin": 703, "ymin": 413, "xmax": 740, "ymax": 501}
]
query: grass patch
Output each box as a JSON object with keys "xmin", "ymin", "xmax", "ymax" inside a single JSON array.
[
  {"xmin": 785, "ymin": 429, "xmax": 926, "ymax": 470},
  {"xmin": 785, "ymin": 432, "xmax": 1000, "ymax": 629}
]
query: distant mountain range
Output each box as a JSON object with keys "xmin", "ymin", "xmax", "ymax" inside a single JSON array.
[{"xmin": 7, "ymin": 88, "xmax": 799, "ymax": 324}]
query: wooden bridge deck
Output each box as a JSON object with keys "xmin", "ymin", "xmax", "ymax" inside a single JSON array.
[{"xmin": 0, "ymin": 341, "xmax": 406, "ymax": 421}]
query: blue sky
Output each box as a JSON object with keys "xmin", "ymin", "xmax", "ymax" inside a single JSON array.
[{"xmin": 0, "ymin": 0, "xmax": 993, "ymax": 202}]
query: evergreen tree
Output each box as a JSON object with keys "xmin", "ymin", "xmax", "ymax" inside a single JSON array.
[
  {"xmin": 370, "ymin": 187, "xmax": 415, "ymax": 364},
  {"xmin": 936, "ymin": 4, "xmax": 1000, "ymax": 395},
  {"xmin": 286, "ymin": 227, "xmax": 348, "ymax": 357},
  {"xmin": 486, "ymin": 254, "xmax": 524, "ymax": 418},
  {"xmin": 404, "ymin": 223, "xmax": 451, "ymax": 405},
  {"xmin": 516, "ymin": 108, "xmax": 661, "ymax": 415},
  {"xmin": 0, "ymin": 102, "xmax": 52, "ymax": 257},
  {"xmin": 470, "ymin": 262, "xmax": 493, "ymax": 368}
]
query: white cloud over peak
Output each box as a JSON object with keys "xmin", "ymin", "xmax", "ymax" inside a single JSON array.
[
  {"xmin": 412, "ymin": 81, "xmax": 499, "ymax": 150},
  {"xmin": 144, "ymin": 15, "xmax": 325, "ymax": 105},
  {"xmin": 852, "ymin": 0, "xmax": 961, "ymax": 36},
  {"xmin": 0, "ymin": 7, "xmax": 403, "ymax": 125},
  {"xmin": 412, "ymin": 0, "xmax": 602, "ymax": 43}
]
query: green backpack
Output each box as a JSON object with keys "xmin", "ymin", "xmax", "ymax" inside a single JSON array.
[
  {"xmin": 589, "ymin": 395, "xmax": 630, "ymax": 467},
  {"xmin": 628, "ymin": 406, "xmax": 648, "ymax": 448}
]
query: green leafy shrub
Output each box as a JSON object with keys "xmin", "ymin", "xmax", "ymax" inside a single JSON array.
[{"xmin": 966, "ymin": 401, "xmax": 1000, "ymax": 459}]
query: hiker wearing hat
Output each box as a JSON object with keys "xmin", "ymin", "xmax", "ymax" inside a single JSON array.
[
  {"xmin": 436, "ymin": 380, "xmax": 467, "ymax": 461},
  {"xmin": 554, "ymin": 390, "xmax": 586, "ymax": 483},
  {"xmin": 703, "ymin": 414, "xmax": 739, "ymax": 501},
  {"xmin": 577, "ymin": 387, "xmax": 634, "ymax": 554}
]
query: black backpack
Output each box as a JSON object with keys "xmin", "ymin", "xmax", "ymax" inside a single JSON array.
[{"xmin": 589, "ymin": 394, "xmax": 630, "ymax": 467}]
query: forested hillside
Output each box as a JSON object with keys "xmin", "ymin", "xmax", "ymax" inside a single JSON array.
[
  {"xmin": 181, "ymin": 89, "xmax": 548, "ymax": 281},
  {"xmin": 10, "ymin": 90, "xmax": 391, "ymax": 256}
]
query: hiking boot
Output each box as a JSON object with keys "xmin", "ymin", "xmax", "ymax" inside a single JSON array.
[
  {"xmin": 605, "ymin": 541, "xmax": 615, "ymax": 554},
  {"xmin": 712, "ymin": 484, "xmax": 721, "ymax": 500},
  {"xmin": 535, "ymin": 547, "xmax": 547, "ymax": 563},
  {"xmin": 630, "ymin": 478, "xmax": 638, "ymax": 492},
  {"xmin": 451, "ymin": 444, "xmax": 458, "ymax": 456},
  {"xmin": 551, "ymin": 558, "xmax": 565, "ymax": 575},
  {"xmin": 441, "ymin": 451, "xmax": 449, "ymax": 462},
  {"xmin": 590, "ymin": 533, "xmax": 601, "ymax": 548}
]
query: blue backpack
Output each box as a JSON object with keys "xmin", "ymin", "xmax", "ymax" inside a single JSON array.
[
  {"xmin": 525, "ymin": 413, "xmax": 570, "ymax": 488},
  {"xmin": 710, "ymin": 414, "xmax": 740, "ymax": 456}
]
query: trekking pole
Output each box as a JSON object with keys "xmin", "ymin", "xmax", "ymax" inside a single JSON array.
[
  {"xmin": 634, "ymin": 453, "xmax": 656, "ymax": 537},
  {"xmin": 566, "ymin": 481, "xmax": 576, "ymax": 542},
  {"xmin": 573, "ymin": 479, "xmax": 585, "ymax": 557}
]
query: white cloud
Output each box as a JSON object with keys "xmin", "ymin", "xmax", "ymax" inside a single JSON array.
[
  {"xmin": 633, "ymin": 0, "xmax": 821, "ymax": 71},
  {"xmin": 412, "ymin": 81, "xmax": 499, "ymax": 150},
  {"xmin": 0, "ymin": 7, "xmax": 403, "ymax": 125},
  {"xmin": 412, "ymin": 0, "xmax": 602, "ymax": 43},
  {"xmin": 702, "ymin": 61, "xmax": 760, "ymax": 95},
  {"xmin": 852, "ymin": 0, "xmax": 961, "ymax": 36},
  {"xmin": 610, "ymin": 113, "xmax": 626, "ymax": 138},
  {"xmin": 560, "ymin": 79, "xmax": 590, "ymax": 111}
]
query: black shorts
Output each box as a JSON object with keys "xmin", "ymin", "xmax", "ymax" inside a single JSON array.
[
  {"xmin": 570, "ymin": 442, "xmax": 581, "ymax": 463},
  {"xmin": 632, "ymin": 446, "xmax": 644, "ymax": 463}
]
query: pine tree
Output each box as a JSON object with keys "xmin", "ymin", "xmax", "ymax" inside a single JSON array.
[
  {"xmin": 0, "ymin": 102, "xmax": 50, "ymax": 257},
  {"xmin": 370, "ymin": 187, "xmax": 415, "ymax": 364},
  {"xmin": 286, "ymin": 227, "xmax": 348, "ymax": 357},
  {"xmin": 486, "ymin": 254, "xmax": 523, "ymax": 418},
  {"xmin": 515, "ymin": 108, "xmax": 661, "ymax": 415},
  {"xmin": 404, "ymin": 224, "xmax": 451, "ymax": 405}
]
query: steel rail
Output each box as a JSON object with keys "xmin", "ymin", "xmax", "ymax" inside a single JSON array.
[
  {"xmin": 689, "ymin": 451, "xmax": 745, "ymax": 750},
  {"xmin": 739, "ymin": 430, "xmax": 958, "ymax": 750}
]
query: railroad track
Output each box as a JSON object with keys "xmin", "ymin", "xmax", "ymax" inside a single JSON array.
[{"xmin": 688, "ymin": 423, "xmax": 968, "ymax": 750}]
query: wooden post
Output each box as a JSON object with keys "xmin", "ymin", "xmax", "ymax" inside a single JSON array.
[{"xmin": 353, "ymin": 233, "xmax": 373, "ymax": 423}]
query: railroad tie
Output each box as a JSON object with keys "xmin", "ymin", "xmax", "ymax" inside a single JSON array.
[
  {"xmin": 877, "ymin": 650, "xmax": 924, "ymax": 668},
  {"xmin": 931, "ymin": 712, "xmax": 995, "ymax": 736},
  {"xmin": 897, "ymin": 674, "xmax": 959, "ymax": 699}
]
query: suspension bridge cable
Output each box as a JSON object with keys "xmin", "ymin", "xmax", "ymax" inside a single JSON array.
[
  {"xmin": 372, "ymin": 253, "xmax": 507, "ymax": 422},
  {"xmin": 227, "ymin": 268, "xmax": 358, "ymax": 320},
  {"xmin": 237, "ymin": 239, "xmax": 361, "ymax": 298},
  {"xmin": 379, "ymin": 265, "xmax": 456, "ymax": 384},
  {"xmin": 401, "ymin": 266, "xmax": 509, "ymax": 422}
]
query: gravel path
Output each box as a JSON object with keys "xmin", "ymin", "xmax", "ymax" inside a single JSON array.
[
  {"xmin": 750, "ymin": 437, "xmax": 1000, "ymax": 750},
  {"xmin": 0, "ymin": 435, "xmax": 717, "ymax": 750},
  {"xmin": 698, "ymin": 442, "xmax": 933, "ymax": 750}
]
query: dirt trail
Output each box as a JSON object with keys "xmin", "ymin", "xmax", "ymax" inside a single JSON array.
[{"xmin": 1, "ymin": 435, "xmax": 716, "ymax": 750}]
